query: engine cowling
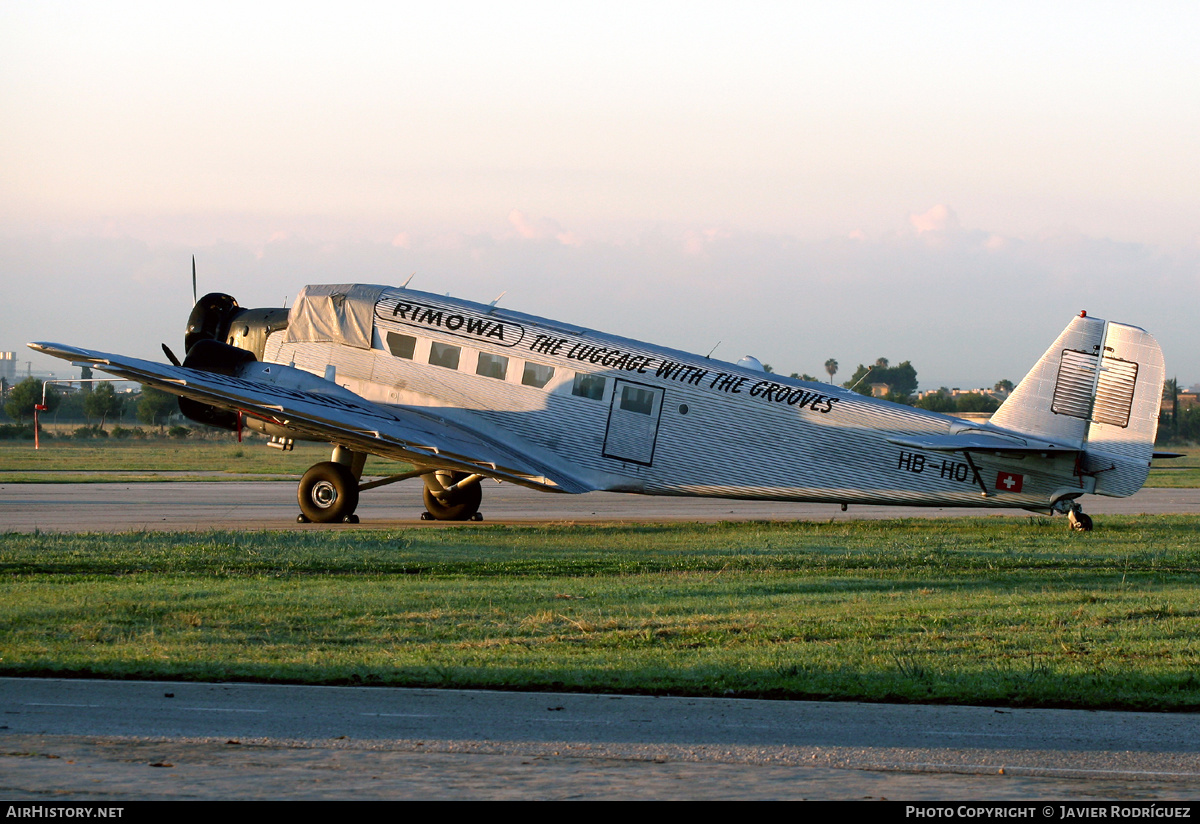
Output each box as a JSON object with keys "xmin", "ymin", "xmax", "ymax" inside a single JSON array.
[{"xmin": 185, "ymin": 293, "xmax": 241, "ymax": 355}]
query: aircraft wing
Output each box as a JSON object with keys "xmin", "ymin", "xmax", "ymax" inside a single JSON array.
[
  {"xmin": 29, "ymin": 342, "xmax": 592, "ymax": 494},
  {"xmin": 886, "ymin": 433, "xmax": 1080, "ymax": 456}
]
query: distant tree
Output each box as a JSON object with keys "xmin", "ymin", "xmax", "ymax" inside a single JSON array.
[
  {"xmin": 137, "ymin": 386, "xmax": 177, "ymax": 429},
  {"xmin": 994, "ymin": 379, "xmax": 1014, "ymax": 393},
  {"xmin": 915, "ymin": 392, "xmax": 957, "ymax": 413},
  {"xmin": 55, "ymin": 391, "xmax": 86, "ymax": 422},
  {"xmin": 824, "ymin": 359, "xmax": 838, "ymax": 384},
  {"xmin": 844, "ymin": 360, "xmax": 918, "ymax": 398},
  {"xmin": 4, "ymin": 377, "xmax": 58, "ymax": 423},
  {"xmin": 1165, "ymin": 377, "xmax": 1180, "ymax": 432},
  {"xmin": 954, "ymin": 392, "xmax": 1000, "ymax": 414},
  {"xmin": 83, "ymin": 382, "xmax": 123, "ymax": 427},
  {"xmin": 875, "ymin": 357, "xmax": 889, "ymax": 369},
  {"xmin": 762, "ymin": 363, "xmax": 774, "ymax": 374},
  {"xmin": 844, "ymin": 365, "xmax": 873, "ymax": 393},
  {"xmin": 790, "ymin": 372, "xmax": 818, "ymax": 382}
]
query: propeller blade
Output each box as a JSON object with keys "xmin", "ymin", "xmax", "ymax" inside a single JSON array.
[
  {"xmin": 161, "ymin": 343, "xmax": 182, "ymax": 367},
  {"xmin": 192, "ymin": 255, "xmax": 197, "ymax": 306}
]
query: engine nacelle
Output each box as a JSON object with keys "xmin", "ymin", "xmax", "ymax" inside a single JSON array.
[
  {"xmin": 177, "ymin": 339, "xmax": 362, "ymax": 443},
  {"xmin": 178, "ymin": 339, "xmax": 258, "ymax": 430}
]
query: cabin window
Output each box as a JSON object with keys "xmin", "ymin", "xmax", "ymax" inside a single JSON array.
[
  {"xmin": 386, "ymin": 332, "xmax": 417, "ymax": 360},
  {"xmin": 571, "ymin": 373, "xmax": 606, "ymax": 400},
  {"xmin": 521, "ymin": 362, "xmax": 555, "ymax": 389},
  {"xmin": 476, "ymin": 351, "xmax": 509, "ymax": 380},
  {"xmin": 620, "ymin": 385, "xmax": 655, "ymax": 415},
  {"xmin": 429, "ymin": 341, "xmax": 461, "ymax": 370}
]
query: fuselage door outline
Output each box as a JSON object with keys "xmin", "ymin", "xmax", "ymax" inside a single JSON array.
[{"xmin": 602, "ymin": 379, "xmax": 665, "ymax": 466}]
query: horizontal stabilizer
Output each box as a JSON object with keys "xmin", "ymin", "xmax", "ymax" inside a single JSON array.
[{"xmin": 886, "ymin": 433, "xmax": 1079, "ymax": 456}]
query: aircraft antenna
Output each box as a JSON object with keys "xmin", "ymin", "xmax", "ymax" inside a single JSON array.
[
  {"xmin": 401, "ymin": 272, "xmax": 415, "ymax": 289},
  {"xmin": 192, "ymin": 256, "xmax": 197, "ymax": 306},
  {"xmin": 486, "ymin": 291, "xmax": 507, "ymax": 314},
  {"xmin": 847, "ymin": 365, "xmax": 875, "ymax": 392},
  {"xmin": 704, "ymin": 341, "xmax": 721, "ymax": 359}
]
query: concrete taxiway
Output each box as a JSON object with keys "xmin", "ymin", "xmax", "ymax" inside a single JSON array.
[
  {"xmin": 3, "ymin": 678, "xmax": 1200, "ymax": 800},
  {"xmin": 2, "ymin": 481, "xmax": 1198, "ymax": 531}
]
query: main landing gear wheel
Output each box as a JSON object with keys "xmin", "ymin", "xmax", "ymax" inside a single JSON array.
[
  {"xmin": 297, "ymin": 461, "xmax": 360, "ymax": 523},
  {"xmin": 422, "ymin": 471, "xmax": 483, "ymax": 521},
  {"xmin": 1068, "ymin": 509, "xmax": 1094, "ymax": 532}
]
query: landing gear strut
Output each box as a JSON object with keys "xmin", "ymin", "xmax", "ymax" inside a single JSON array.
[{"xmin": 421, "ymin": 470, "xmax": 484, "ymax": 521}]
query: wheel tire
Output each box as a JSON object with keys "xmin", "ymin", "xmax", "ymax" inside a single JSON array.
[
  {"xmin": 1070, "ymin": 512, "xmax": 1094, "ymax": 532},
  {"xmin": 298, "ymin": 461, "xmax": 359, "ymax": 524},
  {"xmin": 422, "ymin": 472, "xmax": 483, "ymax": 521}
]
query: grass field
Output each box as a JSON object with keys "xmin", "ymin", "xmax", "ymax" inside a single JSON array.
[
  {"xmin": 1147, "ymin": 449, "xmax": 1200, "ymax": 487},
  {"xmin": 0, "ymin": 439, "xmax": 404, "ymax": 482},
  {"xmin": 3, "ymin": 517, "xmax": 1200, "ymax": 710}
]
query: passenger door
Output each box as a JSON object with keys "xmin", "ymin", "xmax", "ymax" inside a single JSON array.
[{"xmin": 603, "ymin": 380, "xmax": 664, "ymax": 465}]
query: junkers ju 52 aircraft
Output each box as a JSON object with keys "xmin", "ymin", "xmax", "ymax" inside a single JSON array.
[{"xmin": 31, "ymin": 281, "xmax": 1167, "ymax": 530}]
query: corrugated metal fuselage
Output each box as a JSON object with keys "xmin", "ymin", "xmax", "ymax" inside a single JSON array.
[{"xmin": 263, "ymin": 287, "xmax": 1092, "ymax": 510}]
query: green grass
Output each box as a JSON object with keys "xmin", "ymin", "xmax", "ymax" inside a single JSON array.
[
  {"xmin": 1148, "ymin": 448, "xmax": 1200, "ymax": 487},
  {"xmin": 3, "ymin": 518, "xmax": 1200, "ymax": 709},
  {"xmin": 0, "ymin": 439, "xmax": 405, "ymax": 482}
]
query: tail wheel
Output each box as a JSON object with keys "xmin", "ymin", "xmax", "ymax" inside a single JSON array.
[
  {"xmin": 298, "ymin": 461, "xmax": 360, "ymax": 523},
  {"xmin": 422, "ymin": 471, "xmax": 483, "ymax": 521}
]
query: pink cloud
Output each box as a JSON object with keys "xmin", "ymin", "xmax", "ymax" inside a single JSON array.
[
  {"xmin": 909, "ymin": 204, "xmax": 961, "ymax": 234},
  {"xmin": 507, "ymin": 209, "xmax": 579, "ymax": 246}
]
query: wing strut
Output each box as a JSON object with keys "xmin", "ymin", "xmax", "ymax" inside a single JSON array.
[{"xmin": 961, "ymin": 452, "xmax": 989, "ymax": 497}]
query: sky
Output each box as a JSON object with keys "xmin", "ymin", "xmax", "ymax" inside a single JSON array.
[{"xmin": 2, "ymin": 1, "xmax": 1198, "ymax": 389}]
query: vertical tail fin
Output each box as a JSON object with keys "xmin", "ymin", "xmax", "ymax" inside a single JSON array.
[{"xmin": 991, "ymin": 313, "xmax": 1165, "ymax": 497}]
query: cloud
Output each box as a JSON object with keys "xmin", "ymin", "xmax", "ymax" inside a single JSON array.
[
  {"xmin": 909, "ymin": 204, "xmax": 961, "ymax": 235},
  {"xmin": 681, "ymin": 227, "xmax": 732, "ymax": 256},
  {"xmin": 507, "ymin": 209, "xmax": 580, "ymax": 246}
]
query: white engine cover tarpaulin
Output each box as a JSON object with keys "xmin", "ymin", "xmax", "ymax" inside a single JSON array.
[{"xmin": 284, "ymin": 283, "xmax": 386, "ymax": 349}]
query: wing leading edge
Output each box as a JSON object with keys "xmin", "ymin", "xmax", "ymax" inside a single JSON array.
[{"xmin": 29, "ymin": 342, "xmax": 592, "ymax": 494}]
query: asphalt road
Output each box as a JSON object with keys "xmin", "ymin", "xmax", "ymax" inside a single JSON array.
[
  {"xmin": 3, "ymin": 481, "xmax": 1199, "ymax": 531},
  {"xmin": 3, "ymin": 678, "xmax": 1200, "ymax": 800}
]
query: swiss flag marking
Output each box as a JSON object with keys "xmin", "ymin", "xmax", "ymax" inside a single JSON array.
[{"xmin": 996, "ymin": 472, "xmax": 1024, "ymax": 493}]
